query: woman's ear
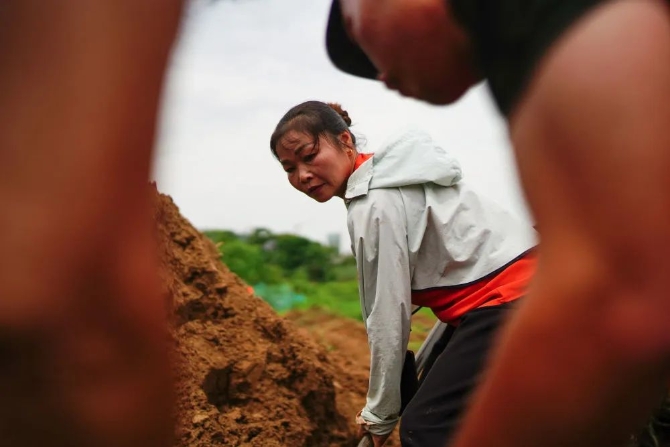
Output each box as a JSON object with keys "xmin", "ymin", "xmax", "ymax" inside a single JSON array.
[{"xmin": 340, "ymin": 130, "xmax": 353, "ymax": 149}]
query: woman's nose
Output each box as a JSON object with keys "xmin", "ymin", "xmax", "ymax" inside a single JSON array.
[{"xmin": 298, "ymin": 167, "xmax": 313, "ymax": 184}]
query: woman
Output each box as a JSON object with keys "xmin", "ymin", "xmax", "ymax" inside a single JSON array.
[{"xmin": 270, "ymin": 100, "xmax": 538, "ymax": 447}]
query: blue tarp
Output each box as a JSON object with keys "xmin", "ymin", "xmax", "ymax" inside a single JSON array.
[{"xmin": 252, "ymin": 282, "xmax": 306, "ymax": 312}]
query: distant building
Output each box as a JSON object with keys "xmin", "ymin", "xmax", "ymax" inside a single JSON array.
[{"xmin": 262, "ymin": 239, "xmax": 277, "ymax": 252}]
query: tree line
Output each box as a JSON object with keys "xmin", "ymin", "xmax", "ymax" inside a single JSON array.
[{"xmin": 204, "ymin": 228, "xmax": 357, "ymax": 285}]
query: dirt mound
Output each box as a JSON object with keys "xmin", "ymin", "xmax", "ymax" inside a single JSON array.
[{"xmin": 153, "ymin": 190, "xmax": 362, "ymax": 447}]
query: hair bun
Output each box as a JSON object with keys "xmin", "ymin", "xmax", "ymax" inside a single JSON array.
[{"xmin": 327, "ymin": 102, "xmax": 352, "ymax": 127}]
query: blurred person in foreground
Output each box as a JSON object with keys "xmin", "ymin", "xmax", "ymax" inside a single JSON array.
[
  {"xmin": 0, "ymin": 1, "xmax": 184, "ymax": 446},
  {"xmin": 324, "ymin": 0, "xmax": 670, "ymax": 446}
]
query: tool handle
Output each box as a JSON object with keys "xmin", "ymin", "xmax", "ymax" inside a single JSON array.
[{"xmin": 356, "ymin": 433, "xmax": 373, "ymax": 447}]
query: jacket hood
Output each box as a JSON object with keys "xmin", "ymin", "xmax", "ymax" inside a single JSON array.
[{"xmin": 345, "ymin": 129, "xmax": 462, "ymax": 200}]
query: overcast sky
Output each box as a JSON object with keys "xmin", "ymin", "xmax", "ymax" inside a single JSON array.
[{"xmin": 153, "ymin": 0, "xmax": 533, "ymax": 252}]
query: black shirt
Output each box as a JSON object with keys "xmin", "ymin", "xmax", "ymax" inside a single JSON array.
[{"xmin": 451, "ymin": 0, "xmax": 605, "ymax": 116}]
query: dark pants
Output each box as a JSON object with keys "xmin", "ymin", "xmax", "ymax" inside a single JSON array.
[{"xmin": 399, "ymin": 302, "xmax": 517, "ymax": 447}]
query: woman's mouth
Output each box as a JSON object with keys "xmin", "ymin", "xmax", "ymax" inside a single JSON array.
[{"xmin": 308, "ymin": 184, "xmax": 324, "ymax": 195}]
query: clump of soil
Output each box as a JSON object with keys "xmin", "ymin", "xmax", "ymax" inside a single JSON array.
[{"xmin": 153, "ymin": 190, "xmax": 360, "ymax": 446}]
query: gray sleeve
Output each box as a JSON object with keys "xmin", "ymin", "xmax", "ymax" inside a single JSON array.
[{"xmin": 347, "ymin": 189, "xmax": 413, "ymax": 436}]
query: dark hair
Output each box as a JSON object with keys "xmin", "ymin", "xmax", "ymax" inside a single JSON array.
[{"xmin": 269, "ymin": 100, "xmax": 356, "ymax": 158}]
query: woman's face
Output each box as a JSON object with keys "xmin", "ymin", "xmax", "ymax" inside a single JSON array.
[{"xmin": 275, "ymin": 130, "xmax": 355, "ymax": 203}]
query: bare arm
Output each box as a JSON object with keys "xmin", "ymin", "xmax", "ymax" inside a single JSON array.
[
  {"xmin": 0, "ymin": 2, "xmax": 183, "ymax": 446},
  {"xmin": 451, "ymin": 1, "xmax": 670, "ymax": 446}
]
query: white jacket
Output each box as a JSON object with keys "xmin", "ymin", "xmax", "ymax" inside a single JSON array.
[{"xmin": 345, "ymin": 129, "xmax": 537, "ymax": 435}]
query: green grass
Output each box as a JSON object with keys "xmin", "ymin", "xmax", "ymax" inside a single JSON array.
[
  {"xmin": 289, "ymin": 280, "xmax": 362, "ymax": 320},
  {"xmin": 408, "ymin": 308, "xmax": 437, "ymax": 352},
  {"xmin": 272, "ymin": 279, "xmax": 438, "ymax": 352}
]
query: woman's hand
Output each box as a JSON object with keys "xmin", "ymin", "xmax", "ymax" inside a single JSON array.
[
  {"xmin": 356, "ymin": 427, "xmax": 391, "ymax": 447},
  {"xmin": 356, "ymin": 412, "xmax": 392, "ymax": 447}
]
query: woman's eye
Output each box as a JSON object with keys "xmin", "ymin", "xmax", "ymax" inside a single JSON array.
[
  {"xmin": 304, "ymin": 153, "xmax": 316, "ymax": 162},
  {"xmin": 285, "ymin": 167, "xmax": 295, "ymax": 174}
]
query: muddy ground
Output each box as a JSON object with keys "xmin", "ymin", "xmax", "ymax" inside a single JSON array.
[{"xmin": 154, "ymin": 190, "xmax": 430, "ymax": 446}]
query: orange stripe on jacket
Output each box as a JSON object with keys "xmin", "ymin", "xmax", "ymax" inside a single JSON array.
[{"xmin": 412, "ymin": 252, "xmax": 537, "ymax": 325}]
